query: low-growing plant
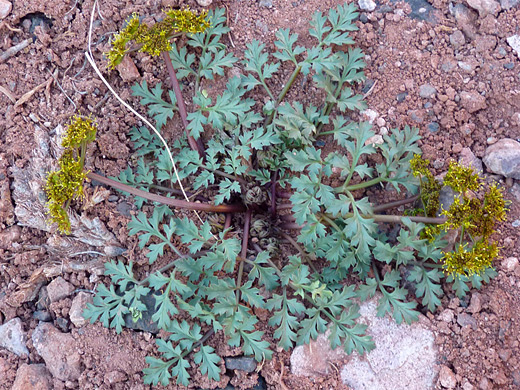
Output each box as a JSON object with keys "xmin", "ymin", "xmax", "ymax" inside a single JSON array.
[{"xmin": 45, "ymin": 4, "xmax": 507, "ymax": 387}]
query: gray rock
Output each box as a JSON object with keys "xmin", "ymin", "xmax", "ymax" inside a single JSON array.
[
  {"xmin": 439, "ymin": 365, "xmax": 457, "ymax": 388},
  {"xmin": 0, "ymin": 318, "xmax": 29, "ymax": 356},
  {"xmin": 394, "ymin": 0, "xmax": 438, "ymax": 23},
  {"xmin": 466, "ymin": 0, "xmax": 500, "ymax": 16},
  {"xmin": 460, "ymin": 91, "xmax": 487, "ymax": 113},
  {"xmin": 46, "ymin": 276, "xmax": 74, "ymax": 303},
  {"xmin": 0, "ymin": 0, "xmax": 11, "ymax": 19},
  {"xmin": 438, "ymin": 185, "xmax": 458, "ymax": 212},
  {"xmin": 358, "ymin": 0, "xmax": 377, "ymax": 11},
  {"xmin": 457, "ymin": 313, "xmax": 477, "ymax": 330},
  {"xmin": 507, "ymin": 35, "xmax": 520, "ymax": 60},
  {"xmin": 32, "ymin": 322, "xmax": 83, "ymax": 381},
  {"xmin": 500, "ymin": 0, "xmax": 519, "ymax": 9},
  {"xmin": 458, "ymin": 61, "xmax": 474, "ymax": 72},
  {"xmin": 459, "ymin": 147, "xmax": 483, "ymax": 173},
  {"xmin": 339, "ymin": 296, "xmax": 438, "ymax": 390},
  {"xmin": 258, "ymin": 0, "xmax": 273, "ymax": 8},
  {"xmin": 504, "ymin": 62, "xmax": 515, "ymax": 70},
  {"xmin": 483, "ymin": 138, "xmax": 520, "ymax": 179},
  {"xmin": 124, "ymin": 290, "xmax": 159, "ymax": 334},
  {"xmin": 450, "ymin": 30, "xmax": 466, "ymax": 49},
  {"xmin": 12, "ymin": 364, "xmax": 53, "ymax": 390},
  {"xmin": 427, "ymin": 122, "xmax": 440, "ymax": 133},
  {"xmin": 450, "ymin": 4, "xmax": 478, "ymax": 39},
  {"xmin": 397, "ymin": 92, "xmax": 408, "ymax": 102},
  {"xmin": 419, "ymin": 84, "xmax": 437, "ymax": 98},
  {"xmin": 225, "ymin": 356, "xmax": 257, "ymax": 372},
  {"xmin": 441, "ymin": 61, "xmax": 456, "ymax": 72},
  {"xmin": 116, "ymin": 202, "xmax": 132, "ymax": 217},
  {"xmin": 33, "ymin": 310, "xmax": 52, "ymax": 322},
  {"xmin": 69, "ymin": 292, "xmax": 93, "ymax": 327}
]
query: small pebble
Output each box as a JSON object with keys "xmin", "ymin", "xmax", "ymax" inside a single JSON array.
[
  {"xmin": 427, "ymin": 122, "xmax": 440, "ymax": 133},
  {"xmin": 504, "ymin": 63, "xmax": 514, "ymax": 70},
  {"xmin": 259, "ymin": 0, "xmax": 273, "ymax": 7},
  {"xmin": 396, "ymin": 92, "xmax": 408, "ymax": 102}
]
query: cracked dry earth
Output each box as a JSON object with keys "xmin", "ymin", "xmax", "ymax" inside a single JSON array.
[{"xmin": 0, "ymin": 0, "xmax": 520, "ymax": 389}]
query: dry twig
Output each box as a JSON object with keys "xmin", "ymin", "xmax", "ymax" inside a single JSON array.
[{"xmin": 0, "ymin": 38, "xmax": 31, "ymax": 62}]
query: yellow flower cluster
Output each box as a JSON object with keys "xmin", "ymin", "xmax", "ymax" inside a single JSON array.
[
  {"xmin": 442, "ymin": 241, "xmax": 499, "ymax": 277},
  {"xmin": 45, "ymin": 116, "xmax": 97, "ymax": 234},
  {"xmin": 106, "ymin": 7, "xmax": 210, "ymax": 69},
  {"xmin": 443, "ymin": 161, "xmax": 481, "ymax": 193},
  {"xmin": 410, "ymin": 154, "xmax": 442, "ymax": 217}
]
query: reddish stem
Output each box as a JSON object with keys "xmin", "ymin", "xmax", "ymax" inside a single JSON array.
[
  {"xmin": 161, "ymin": 51, "xmax": 204, "ymax": 157},
  {"xmin": 87, "ymin": 172, "xmax": 245, "ymax": 213}
]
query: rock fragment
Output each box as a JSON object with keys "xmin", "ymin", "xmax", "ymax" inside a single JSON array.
[
  {"xmin": 196, "ymin": 0, "xmax": 212, "ymax": 6},
  {"xmin": 500, "ymin": 0, "xmax": 519, "ymax": 9},
  {"xmin": 0, "ymin": 0, "xmax": 12, "ymax": 19},
  {"xmin": 450, "ymin": 30, "xmax": 466, "ymax": 49},
  {"xmin": 439, "ymin": 365, "xmax": 457, "ymax": 388},
  {"xmin": 459, "ymin": 147, "xmax": 483, "ymax": 173},
  {"xmin": 468, "ymin": 293, "xmax": 482, "ymax": 314},
  {"xmin": 115, "ymin": 55, "xmax": 140, "ymax": 82},
  {"xmin": 225, "ymin": 357, "xmax": 257, "ymax": 373},
  {"xmin": 457, "ymin": 313, "xmax": 477, "ymax": 330},
  {"xmin": 11, "ymin": 364, "xmax": 53, "ymax": 390},
  {"xmin": 292, "ymin": 295, "xmax": 438, "ymax": 389},
  {"xmin": 507, "ymin": 35, "xmax": 520, "ymax": 60},
  {"xmin": 46, "ymin": 276, "xmax": 74, "ymax": 303},
  {"xmin": 483, "ymin": 138, "xmax": 520, "ymax": 179},
  {"xmin": 501, "ymin": 257, "xmax": 519, "ymax": 272},
  {"xmin": 358, "ymin": 0, "xmax": 377, "ymax": 11},
  {"xmin": 32, "ymin": 322, "xmax": 83, "ymax": 381},
  {"xmin": 460, "ymin": 91, "xmax": 487, "ymax": 113},
  {"xmin": 419, "ymin": 84, "xmax": 437, "ymax": 98},
  {"xmin": 69, "ymin": 292, "xmax": 93, "ymax": 327},
  {"xmin": 0, "ymin": 318, "xmax": 29, "ymax": 356},
  {"xmin": 466, "ymin": 0, "xmax": 500, "ymax": 16}
]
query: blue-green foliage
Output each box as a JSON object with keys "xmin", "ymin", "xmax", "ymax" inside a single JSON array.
[{"xmin": 84, "ymin": 4, "xmax": 495, "ymax": 387}]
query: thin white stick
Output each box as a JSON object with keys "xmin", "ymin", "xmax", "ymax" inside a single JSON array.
[{"xmin": 85, "ymin": 0, "xmax": 203, "ymax": 222}]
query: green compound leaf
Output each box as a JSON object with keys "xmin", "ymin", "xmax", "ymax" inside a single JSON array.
[
  {"xmin": 377, "ymin": 272, "xmax": 419, "ymax": 325},
  {"xmin": 243, "ymin": 40, "xmax": 280, "ymax": 84},
  {"xmin": 265, "ymin": 291, "xmax": 304, "ymax": 350},
  {"xmin": 328, "ymin": 305, "xmax": 375, "ymax": 354},
  {"xmin": 296, "ymin": 307, "xmax": 328, "ymax": 345},
  {"xmin": 168, "ymin": 46, "xmax": 196, "ymax": 80},
  {"xmin": 199, "ymin": 49, "xmax": 238, "ymax": 80},
  {"xmin": 131, "ymin": 81, "xmax": 177, "ymax": 130},
  {"xmin": 149, "ymin": 271, "xmax": 191, "ymax": 329},
  {"xmin": 215, "ymin": 178, "xmax": 241, "ymax": 205},
  {"xmin": 248, "ymin": 251, "xmax": 280, "ymax": 291},
  {"xmin": 273, "ymin": 28, "xmax": 305, "ymax": 65},
  {"xmin": 229, "ymin": 316, "xmax": 273, "ymax": 362},
  {"xmin": 194, "ymin": 345, "xmax": 221, "ymax": 381},
  {"xmin": 407, "ymin": 266, "xmax": 443, "ymax": 312},
  {"xmin": 83, "ymin": 283, "xmax": 128, "ymax": 334}
]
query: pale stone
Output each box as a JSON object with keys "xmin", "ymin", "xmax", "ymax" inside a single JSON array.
[
  {"xmin": 46, "ymin": 276, "xmax": 74, "ymax": 303},
  {"xmin": 69, "ymin": 292, "xmax": 93, "ymax": 327},
  {"xmin": 358, "ymin": 0, "xmax": 377, "ymax": 11},
  {"xmin": 339, "ymin": 296, "xmax": 438, "ymax": 390},
  {"xmin": 501, "ymin": 257, "xmax": 519, "ymax": 272},
  {"xmin": 466, "ymin": 0, "xmax": 500, "ymax": 16},
  {"xmin": 483, "ymin": 138, "xmax": 520, "ymax": 179},
  {"xmin": 32, "ymin": 323, "xmax": 83, "ymax": 381},
  {"xmin": 507, "ymin": 35, "xmax": 520, "ymax": 60},
  {"xmin": 439, "ymin": 365, "xmax": 457, "ymax": 388},
  {"xmin": 0, "ymin": 318, "xmax": 29, "ymax": 357},
  {"xmin": 0, "ymin": 0, "xmax": 12, "ymax": 19}
]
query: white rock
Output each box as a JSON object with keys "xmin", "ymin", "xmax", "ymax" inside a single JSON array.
[
  {"xmin": 361, "ymin": 109, "xmax": 379, "ymax": 124},
  {"xmin": 0, "ymin": 318, "xmax": 29, "ymax": 356},
  {"xmin": 339, "ymin": 296, "xmax": 438, "ymax": 390},
  {"xmin": 507, "ymin": 35, "xmax": 520, "ymax": 60},
  {"xmin": 439, "ymin": 365, "xmax": 457, "ymax": 388},
  {"xmin": 0, "ymin": 0, "xmax": 12, "ymax": 19},
  {"xmin": 483, "ymin": 138, "xmax": 520, "ymax": 179},
  {"xmin": 365, "ymin": 135, "xmax": 384, "ymax": 146},
  {"xmin": 501, "ymin": 257, "xmax": 519, "ymax": 272},
  {"xmin": 466, "ymin": 0, "xmax": 500, "ymax": 16},
  {"xmin": 358, "ymin": 0, "xmax": 377, "ymax": 11},
  {"xmin": 69, "ymin": 292, "xmax": 93, "ymax": 327},
  {"xmin": 196, "ymin": 0, "xmax": 212, "ymax": 6}
]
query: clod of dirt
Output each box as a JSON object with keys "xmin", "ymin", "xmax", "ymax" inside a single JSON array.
[
  {"xmin": 466, "ymin": 0, "xmax": 501, "ymax": 17},
  {"xmin": 31, "ymin": 322, "xmax": 83, "ymax": 381},
  {"xmin": 11, "ymin": 363, "xmax": 52, "ymax": 390},
  {"xmin": 0, "ymin": 318, "xmax": 29, "ymax": 357}
]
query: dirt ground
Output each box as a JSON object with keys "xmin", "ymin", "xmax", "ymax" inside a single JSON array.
[{"xmin": 0, "ymin": 0, "xmax": 519, "ymax": 389}]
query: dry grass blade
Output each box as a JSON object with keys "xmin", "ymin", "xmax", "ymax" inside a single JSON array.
[
  {"xmin": 0, "ymin": 85, "xmax": 16, "ymax": 103},
  {"xmin": 0, "ymin": 38, "xmax": 31, "ymax": 62}
]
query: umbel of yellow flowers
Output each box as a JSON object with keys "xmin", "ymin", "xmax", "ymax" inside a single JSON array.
[
  {"xmin": 45, "ymin": 115, "xmax": 97, "ymax": 234},
  {"xmin": 106, "ymin": 7, "xmax": 210, "ymax": 69}
]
